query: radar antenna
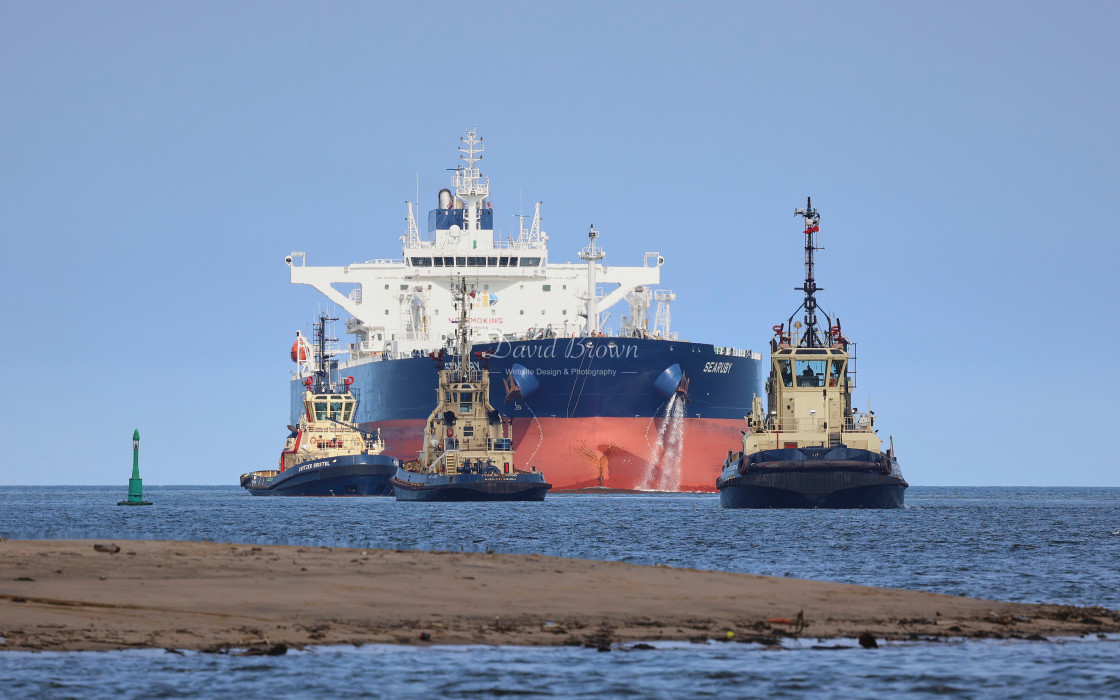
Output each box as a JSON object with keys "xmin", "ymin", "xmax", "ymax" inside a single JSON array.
[
  {"xmin": 458, "ymin": 127, "xmax": 484, "ymax": 169},
  {"xmin": 789, "ymin": 197, "xmax": 833, "ymax": 348}
]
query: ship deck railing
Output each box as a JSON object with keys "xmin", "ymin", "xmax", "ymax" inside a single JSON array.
[
  {"xmin": 764, "ymin": 417, "xmax": 872, "ymax": 433},
  {"xmin": 439, "ymin": 437, "xmax": 512, "ymax": 453}
]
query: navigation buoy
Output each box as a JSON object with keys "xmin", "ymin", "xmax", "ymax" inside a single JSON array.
[{"xmin": 117, "ymin": 429, "xmax": 153, "ymax": 506}]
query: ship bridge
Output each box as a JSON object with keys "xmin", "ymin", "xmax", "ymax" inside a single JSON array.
[{"xmin": 286, "ymin": 129, "xmax": 666, "ymax": 362}]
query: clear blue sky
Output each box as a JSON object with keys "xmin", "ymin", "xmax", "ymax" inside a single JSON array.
[{"xmin": 2, "ymin": 1, "xmax": 1116, "ymax": 486}]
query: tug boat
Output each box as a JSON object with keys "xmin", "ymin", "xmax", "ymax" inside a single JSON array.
[
  {"xmin": 717, "ymin": 199, "xmax": 908, "ymax": 508},
  {"xmin": 241, "ymin": 314, "xmax": 399, "ymax": 496},
  {"xmin": 392, "ymin": 279, "xmax": 551, "ymax": 502}
]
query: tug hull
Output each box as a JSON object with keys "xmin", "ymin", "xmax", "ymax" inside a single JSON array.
[
  {"xmin": 717, "ymin": 447, "xmax": 908, "ymax": 509},
  {"xmin": 242, "ymin": 454, "xmax": 399, "ymax": 497},
  {"xmin": 391, "ymin": 468, "xmax": 551, "ymax": 502}
]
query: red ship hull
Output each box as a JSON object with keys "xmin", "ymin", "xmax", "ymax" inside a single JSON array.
[{"xmin": 370, "ymin": 417, "xmax": 743, "ymax": 492}]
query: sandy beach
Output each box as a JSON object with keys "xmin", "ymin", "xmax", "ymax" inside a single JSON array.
[{"xmin": 1, "ymin": 539, "xmax": 1116, "ymax": 652}]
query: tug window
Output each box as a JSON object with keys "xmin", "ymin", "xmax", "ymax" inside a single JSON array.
[
  {"xmin": 828, "ymin": 360, "xmax": 845, "ymax": 387},
  {"xmin": 462, "ymin": 425, "xmax": 474, "ymax": 437},
  {"xmin": 315, "ymin": 402, "xmax": 328, "ymax": 420},
  {"xmin": 342, "ymin": 403, "xmax": 354, "ymax": 422},
  {"xmin": 460, "ymin": 392, "xmax": 473, "ymax": 413},
  {"xmin": 795, "ymin": 360, "xmax": 828, "ymax": 387},
  {"xmin": 777, "ymin": 359, "xmax": 793, "ymax": 387},
  {"xmin": 330, "ymin": 401, "xmax": 344, "ymax": 420}
]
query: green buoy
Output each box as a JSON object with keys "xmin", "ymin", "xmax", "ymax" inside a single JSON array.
[{"xmin": 117, "ymin": 429, "xmax": 153, "ymax": 506}]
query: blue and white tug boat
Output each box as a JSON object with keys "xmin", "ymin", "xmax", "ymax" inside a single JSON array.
[
  {"xmin": 392, "ymin": 278, "xmax": 551, "ymax": 502},
  {"xmin": 241, "ymin": 314, "xmax": 399, "ymax": 496},
  {"xmin": 717, "ymin": 198, "xmax": 908, "ymax": 508}
]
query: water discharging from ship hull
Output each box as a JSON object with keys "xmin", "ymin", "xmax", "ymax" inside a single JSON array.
[{"xmin": 640, "ymin": 395, "xmax": 686, "ymax": 491}]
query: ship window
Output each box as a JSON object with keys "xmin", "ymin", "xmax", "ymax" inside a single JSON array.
[
  {"xmin": 828, "ymin": 360, "xmax": 845, "ymax": 387},
  {"xmin": 468, "ymin": 257, "xmax": 485, "ymax": 266},
  {"xmin": 433, "ymin": 257, "xmax": 444, "ymax": 267},
  {"xmin": 499, "ymin": 257, "xmax": 510, "ymax": 266},
  {"xmin": 410, "ymin": 257, "xmax": 432, "ymax": 267},
  {"xmin": 400, "ymin": 285, "xmax": 409, "ymax": 290},
  {"xmin": 795, "ymin": 360, "xmax": 827, "ymax": 387},
  {"xmin": 543, "ymin": 284, "xmax": 551, "ymax": 291},
  {"xmin": 443, "ymin": 257, "xmax": 453, "ymax": 266},
  {"xmin": 487, "ymin": 257, "xmax": 497, "ymax": 266},
  {"xmin": 315, "ymin": 402, "xmax": 328, "ymax": 420},
  {"xmin": 330, "ymin": 401, "xmax": 344, "ymax": 420},
  {"xmin": 777, "ymin": 360, "xmax": 793, "ymax": 387},
  {"xmin": 509, "ymin": 257, "xmax": 519, "ymax": 267},
  {"xmin": 462, "ymin": 424, "xmax": 474, "ymax": 437},
  {"xmin": 342, "ymin": 406, "xmax": 353, "ymax": 422},
  {"xmin": 520, "ymin": 257, "xmax": 541, "ymax": 266},
  {"xmin": 456, "ymin": 257, "xmax": 466, "ymax": 266}
]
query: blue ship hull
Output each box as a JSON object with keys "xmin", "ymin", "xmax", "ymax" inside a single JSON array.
[
  {"xmin": 717, "ymin": 446, "xmax": 908, "ymax": 509},
  {"xmin": 391, "ymin": 467, "xmax": 551, "ymax": 502},
  {"xmin": 296, "ymin": 338, "xmax": 759, "ymax": 423},
  {"xmin": 242, "ymin": 454, "xmax": 399, "ymax": 497}
]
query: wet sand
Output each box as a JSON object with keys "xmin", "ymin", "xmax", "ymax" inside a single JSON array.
[{"xmin": 1, "ymin": 539, "xmax": 1116, "ymax": 652}]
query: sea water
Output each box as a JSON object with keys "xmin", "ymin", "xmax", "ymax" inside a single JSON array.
[{"xmin": 1, "ymin": 486, "xmax": 1118, "ymax": 698}]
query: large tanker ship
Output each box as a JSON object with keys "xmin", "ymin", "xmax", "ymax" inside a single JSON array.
[{"xmin": 285, "ymin": 129, "xmax": 762, "ymax": 491}]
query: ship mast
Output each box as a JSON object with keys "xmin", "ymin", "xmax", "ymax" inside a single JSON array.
[
  {"xmin": 312, "ymin": 312, "xmax": 339, "ymax": 392},
  {"xmin": 454, "ymin": 128, "xmax": 489, "ymax": 235},
  {"xmin": 790, "ymin": 197, "xmax": 832, "ymax": 348},
  {"xmin": 578, "ymin": 225, "xmax": 605, "ymax": 335},
  {"xmin": 453, "ymin": 277, "xmax": 470, "ymax": 382}
]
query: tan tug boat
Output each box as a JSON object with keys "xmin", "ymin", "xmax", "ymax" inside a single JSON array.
[
  {"xmin": 717, "ymin": 198, "xmax": 907, "ymax": 508},
  {"xmin": 241, "ymin": 313, "xmax": 399, "ymax": 496},
  {"xmin": 391, "ymin": 278, "xmax": 551, "ymax": 501}
]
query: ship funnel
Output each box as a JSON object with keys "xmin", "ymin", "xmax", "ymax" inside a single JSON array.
[{"xmin": 438, "ymin": 188, "xmax": 453, "ymax": 209}]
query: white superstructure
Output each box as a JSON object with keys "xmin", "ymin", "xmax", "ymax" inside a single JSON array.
[{"xmin": 286, "ymin": 128, "xmax": 668, "ymax": 362}]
